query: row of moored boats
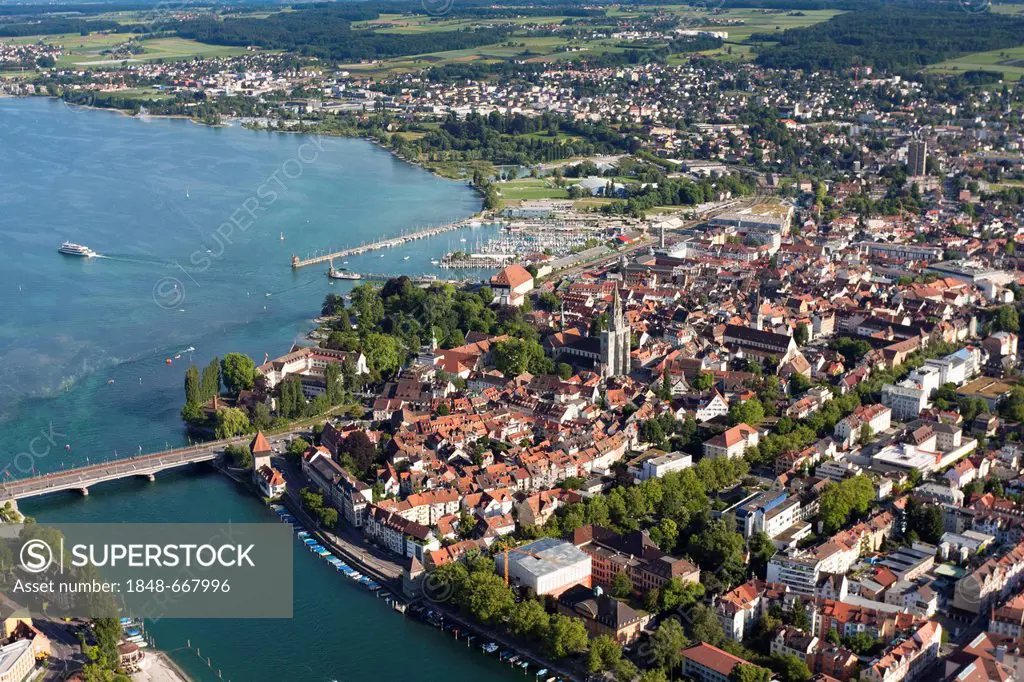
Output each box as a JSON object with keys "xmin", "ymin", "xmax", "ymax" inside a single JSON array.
[{"xmin": 271, "ymin": 505, "xmax": 403, "ymax": 611}]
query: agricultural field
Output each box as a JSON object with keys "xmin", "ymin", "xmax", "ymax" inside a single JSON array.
[
  {"xmin": 926, "ymin": 44, "xmax": 1024, "ymax": 82},
  {"xmin": 1, "ymin": 32, "xmax": 251, "ymax": 68},
  {"xmin": 991, "ymin": 3, "xmax": 1024, "ymax": 15},
  {"xmin": 339, "ymin": 6, "xmax": 844, "ymax": 75}
]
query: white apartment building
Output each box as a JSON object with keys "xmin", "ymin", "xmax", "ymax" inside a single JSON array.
[
  {"xmin": 767, "ymin": 553, "xmax": 822, "ymax": 596},
  {"xmin": 632, "ymin": 450, "xmax": 693, "ymax": 482},
  {"xmin": 817, "ymin": 459, "xmax": 863, "ymax": 483},
  {"xmin": 924, "ymin": 347, "xmax": 982, "ymax": 387},
  {"xmin": 882, "ymin": 381, "xmax": 930, "ymax": 421}
]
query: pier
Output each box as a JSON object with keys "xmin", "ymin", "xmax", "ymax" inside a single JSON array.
[
  {"xmin": 291, "ymin": 218, "xmax": 485, "ymax": 269},
  {"xmin": 340, "ymin": 273, "xmax": 480, "ymax": 285}
]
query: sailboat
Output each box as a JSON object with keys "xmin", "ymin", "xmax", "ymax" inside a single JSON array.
[{"xmin": 280, "ymin": 232, "xmax": 285, "ymax": 241}]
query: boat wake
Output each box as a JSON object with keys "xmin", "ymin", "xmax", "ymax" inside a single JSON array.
[{"xmin": 94, "ymin": 253, "xmax": 177, "ymax": 266}]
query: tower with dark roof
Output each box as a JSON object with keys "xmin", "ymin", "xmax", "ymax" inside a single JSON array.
[{"xmin": 600, "ymin": 287, "xmax": 631, "ymax": 377}]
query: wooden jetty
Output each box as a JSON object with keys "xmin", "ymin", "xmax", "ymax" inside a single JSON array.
[{"xmin": 291, "ymin": 219, "xmax": 480, "ymax": 269}]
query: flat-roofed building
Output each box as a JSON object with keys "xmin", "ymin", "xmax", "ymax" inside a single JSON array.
[
  {"xmin": 495, "ymin": 537, "xmax": 592, "ymax": 597},
  {"xmin": 630, "ymin": 449, "xmax": 693, "ymax": 482},
  {"xmin": 957, "ymin": 376, "xmax": 1014, "ymax": 411}
]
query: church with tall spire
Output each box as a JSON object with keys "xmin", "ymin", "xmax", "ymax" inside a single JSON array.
[{"xmin": 600, "ymin": 287, "xmax": 631, "ymax": 378}]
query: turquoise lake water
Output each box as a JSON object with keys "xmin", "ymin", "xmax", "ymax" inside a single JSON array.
[{"xmin": 0, "ymin": 97, "xmax": 519, "ymax": 682}]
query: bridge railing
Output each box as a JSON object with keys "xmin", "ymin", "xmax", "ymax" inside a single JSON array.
[{"xmin": 0, "ymin": 440, "xmax": 228, "ymax": 493}]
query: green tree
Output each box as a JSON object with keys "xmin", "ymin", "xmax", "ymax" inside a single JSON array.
[
  {"xmin": 693, "ymin": 371, "xmax": 715, "ymax": 392},
  {"xmin": 638, "ymin": 671, "xmax": 669, "ymax": 682},
  {"xmin": 508, "ymin": 598, "xmax": 549, "ymax": 639},
  {"xmin": 224, "ymin": 443, "xmax": 252, "ymax": 468},
  {"xmin": 556, "ymin": 362, "xmax": 574, "ymax": 380},
  {"xmin": 200, "ymin": 357, "xmax": 221, "ymax": 401},
  {"xmin": 286, "ymin": 437, "xmax": 310, "ymax": 461},
  {"xmin": 728, "ymin": 397, "xmax": 765, "ymax": 426},
  {"xmin": 995, "ymin": 305, "xmax": 1020, "ymax": 333},
  {"xmin": 350, "ymin": 283, "xmax": 384, "ymax": 329},
  {"xmin": 906, "ymin": 499, "xmax": 945, "ymax": 543},
  {"xmin": 790, "ymin": 600, "xmax": 811, "ymax": 631},
  {"xmin": 537, "ymin": 291, "xmax": 560, "ymax": 311},
  {"xmin": 544, "ymin": 613, "xmax": 590, "ymax": 658},
  {"xmin": 659, "ymin": 369, "xmax": 673, "ymax": 401},
  {"xmin": 278, "ymin": 375, "xmax": 305, "ymax": 419},
  {"xmin": 493, "ymin": 337, "xmax": 551, "ymax": 377},
  {"xmin": 769, "ymin": 653, "xmax": 812, "ymax": 682},
  {"xmin": 462, "ymin": 570, "xmax": 515, "ymax": 626},
  {"xmin": 363, "ymin": 332, "xmax": 403, "ymax": 377},
  {"xmin": 832, "ymin": 337, "xmax": 872, "ymax": 365},
  {"xmin": 844, "ymin": 631, "xmax": 879, "ymax": 655},
  {"xmin": 221, "ymin": 352, "xmax": 257, "ymax": 396},
  {"xmin": 687, "ymin": 518, "xmax": 745, "ymax": 573},
  {"xmin": 320, "ymin": 506, "xmax": 338, "ymax": 528},
  {"xmin": 859, "ymin": 422, "xmax": 873, "ymax": 445},
  {"xmin": 659, "ymin": 578, "xmax": 704, "ymax": 612},
  {"xmin": 214, "ymin": 407, "xmax": 251, "ymax": 439},
  {"xmin": 324, "ymin": 362, "xmax": 343, "ymax": 405},
  {"xmin": 748, "ymin": 531, "xmax": 776, "ymax": 578},
  {"xmin": 649, "ymin": 517, "xmax": 679, "ymax": 553},
  {"xmin": 184, "ymin": 364, "xmax": 201, "ymax": 405},
  {"xmin": 794, "ymin": 322, "xmax": 809, "ymax": 346},
  {"xmin": 729, "ymin": 663, "xmax": 773, "ymax": 682},
  {"xmin": 818, "ymin": 475, "xmax": 875, "ymax": 534},
  {"xmin": 588, "ymin": 634, "xmax": 624, "ymax": 673},
  {"xmin": 612, "ymin": 571, "xmax": 634, "ymax": 598},
  {"xmin": 688, "ymin": 603, "xmax": 726, "ymax": 646},
  {"xmin": 649, "ymin": 618, "xmax": 688, "ymax": 673}
]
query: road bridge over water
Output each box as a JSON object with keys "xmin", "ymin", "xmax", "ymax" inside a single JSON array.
[{"xmin": 0, "ymin": 441, "xmax": 231, "ymax": 503}]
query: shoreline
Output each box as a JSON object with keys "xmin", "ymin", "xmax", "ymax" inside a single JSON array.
[
  {"xmin": 132, "ymin": 649, "xmax": 191, "ymax": 682},
  {"xmin": 20, "ymin": 93, "xmax": 489, "ymax": 194}
]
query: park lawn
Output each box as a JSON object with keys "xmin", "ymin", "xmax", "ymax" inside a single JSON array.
[
  {"xmin": 113, "ymin": 86, "xmax": 176, "ymax": 100},
  {"xmin": 500, "ymin": 186, "xmax": 571, "ymax": 200},
  {"xmin": 0, "ymin": 69, "xmax": 35, "ymax": 80},
  {"xmin": 393, "ymin": 131, "xmax": 427, "ymax": 141},
  {"xmin": 516, "ymin": 131, "xmax": 585, "ymax": 143},
  {"xmin": 573, "ymin": 197, "xmax": 615, "ymax": 210},
  {"xmin": 643, "ymin": 205, "xmax": 693, "ymax": 216},
  {"xmin": 926, "ymin": 44, "xmax": 1024, "ymax": 82},
  {"xmin": 498, "ymin": 178, "xmax": 570, "ymax": 200}
]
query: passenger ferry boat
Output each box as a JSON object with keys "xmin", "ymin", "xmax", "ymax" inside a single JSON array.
[
  {"xmin": 328, "ymin": 264, "xmax": 361, "ymax": 280},
  {"xmin": 58, "ymin": 241, "xmax": 97, "ymax": 257}
]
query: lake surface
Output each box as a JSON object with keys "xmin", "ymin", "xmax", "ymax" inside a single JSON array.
[{"xmin": 0, "ymin": 97, "xmax": 517, "ymax": 682}]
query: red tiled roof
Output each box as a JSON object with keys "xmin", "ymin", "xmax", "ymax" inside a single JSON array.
[
  {"xmin": 250, "ymin": 431, "xmax": 272, "ymax": 454},
  {"xmin": 682, "ymin": 643, "xmax": 747, "ymax": 677},
  {"xmin": 490, "ymin": 264, "xmax": 533, "ymax": 289}
]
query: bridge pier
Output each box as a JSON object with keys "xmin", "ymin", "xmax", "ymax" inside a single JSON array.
[
  {"xmin": 79, "ymin": 487, "xmax": 89, "ymax": 496},
  {"xmin": 142, "ymin": 473, "xmax": 156, "ymax": 482}
]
